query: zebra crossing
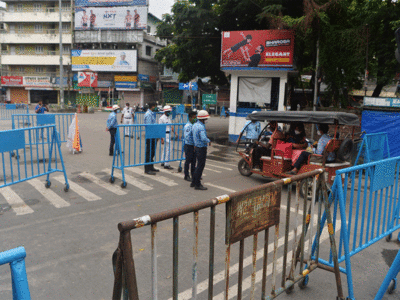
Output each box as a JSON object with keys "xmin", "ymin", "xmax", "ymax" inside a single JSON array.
[{"xmin": 0, "ymin": 158, "xmax": 240, "ymax": 217}]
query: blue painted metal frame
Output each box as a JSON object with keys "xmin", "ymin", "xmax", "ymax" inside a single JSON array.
[
  {"xmin": 312, "ymin": 157, "xmax": 400, "ymax": 300},
  {"xmin": 354, "ymin": 133, "xmax": 390, "ymax": 165},
  {"xmin": 0, "ymin": 104, "xmax": 29, "ymax": 120},
  {"xmin": 374, "ymin": 248, "xmax": 400, "ymax": 299},
  {"xmin": 0, "ymin": 246, "xmax": 31, "ymax": 300},
  {"xmin": 110, "ymin": 123, "xmax": 186, "ymax": 186},
  {"xmin": 0, "ymin": 125, "xmax": 69, "ymax": 190},
  {"xmin": 11, "ymin": 113, "xmax": 75, "ymax": 143}
]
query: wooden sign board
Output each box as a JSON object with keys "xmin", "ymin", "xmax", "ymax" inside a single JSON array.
[{"xmin": 226, "ymin": 185, "xmax": 281, "ymax": 245}]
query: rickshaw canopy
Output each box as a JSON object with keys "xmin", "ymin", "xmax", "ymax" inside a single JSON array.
[{"xmin": 247, "ymin": 111, "xmax": 360, "ymax": 126}]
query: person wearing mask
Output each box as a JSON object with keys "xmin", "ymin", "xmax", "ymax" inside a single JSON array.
[
  {"xmin": 144, "ymin": 102, "xmax": 159, "ymax": 175},
  {"xmin": 285, "ymin": 122, "xmax": 307, "ymax": 149},
  {"xmin": 159, "ymin": 105, "xmax": 177, "ymax": 170},
  {"xmin": 236, "ymin": 111, "xmax": 261, "ymax": 144},
  {"xmin": 287, "ymin": 124, "xmax": 335, "ymax": 175},
  {"xmin": 191, "ymin": 110, "xmax": 211, "ymax": 190},
  {"xmin": 35, "ymin": 101, "xmax": 48, "ymax": 114},
  {"xmin": 106, "ymin": 105, "xmax": 120, "ymax": 156},
  {"xmin": 120, "ymin": 102, "xmax": 134, "ymax": 138},
  {"xmin": 183, "ymin": 111, "xmax": 197, "ymax": 182}
]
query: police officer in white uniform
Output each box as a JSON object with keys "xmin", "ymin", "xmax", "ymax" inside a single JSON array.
[
  {"xmin": 120, "ymin": 102, "xmax": 134, "ymax": 138},
  {"xmin": 159, "ymin": 105, "xmax": 177, "ymax": 169}
]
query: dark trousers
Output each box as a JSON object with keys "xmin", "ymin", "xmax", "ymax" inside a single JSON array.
[
  {"xmin": 184, "ymin": 144, "xmax": 196, "ymax": 178},
  {"xmin": 192, "ymin": 147, "xmax": 207, "ymax": 187},
  {"xmin": 109, "ymin": 128, "xmax": 117, "ymax": 155},
  {"xmin": 144, "ymin": 138, "xmax": 156, "ymax": 172},
  {"xmin": 293, "ymin": 151, "xmax": 311, "ymax": 169}
]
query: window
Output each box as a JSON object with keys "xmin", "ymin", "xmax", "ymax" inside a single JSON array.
[
  {"xmin": 35, "ymin": 66, "xmax": 44, "ymax": 73},
  {"xmin": 18, "ymin": 66, "xmax": 24, "ymax": 73},
  {"xmin": 147, "ymin": 26, "xmax": 151, "ymax": 34},
  {"xmin": 62, "ymin": 23, "xmax": 69, "ymax": 32},
  {"xmin": 61, "ymin": 2, "xmax": 69, "ymax": 11},
  {"xmin": 62, "ymin": 45, "xmax": 69, "ymax": 53},
  {"xmin": 35, "ymin": 46, "xmax": 44, "ymax": 54},
  {"xmin": 17, "ymin": 24, "xmax": 24, "ymax": 33},
  {"xmin": 19, "ymin": 45, "xmax": 25, "ymax": 53},
  {"xmin": 34, "ymin": 24, "xmax": 43, "ymax": 33},
  {"xmin": 8, "ymin": 4, "xmax": 14, "ymax": 12},
  {"xmin": 17, "ymin": 4, "xmax": 23, "ymax": 12},
  {"xmin": 33, "ymin": 3, "xmax": 42, "ymax": 12},
  {"xmin": 145, "ymin": 46, "xmax": 152, "ymax": 56}
]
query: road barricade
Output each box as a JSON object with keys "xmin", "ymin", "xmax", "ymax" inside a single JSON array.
[
  {"xmin": 110, "ymin": 123, "xmax": 185, "ymax": 187},
  {"xmin": 0, "ymin": 125, "xmax": 69, "ymax": 191},
  {"xmin": 354, "ymin": 132, "xmax": 390, "ymax": 165},
  {"xmin": 0, "ymin": 246, "xmax": 31, "ymax": 300},
  {"xmin": 314, "ymin": 156, "xmax": 400, "ymax": 300},
  {"xmin": 374, "ymin": 248, "xmax": 400, "ymax": 299},
  {"xmin": 0, "ymin": 104, "xmax": 29, "ymax": 120},
  {"xmin": 133, "ymin": 112, "xmax": 188, "ymax": 125},
  {"xmin": 112, "ymin": 170, "xmax": 345, "ymax": 300},
  {"xmin": 12, "ymin": 113, "xmax": 75, "ymax": 143}
]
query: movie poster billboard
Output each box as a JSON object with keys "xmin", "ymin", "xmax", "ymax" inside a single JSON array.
[
  {"xmin": 71, "ymin": 50, "xmax": 137, "ymax": 72},
  {"xmin": 75, "ymin": 0, "xmax": 147, "ymax": 7},
  {"xmin": 75, "ymin": 6, "xmax": 147, "ymax": 30},
  {"xmin": 220, "ymin": 30, "xmax": 295, "ymax": 69}
]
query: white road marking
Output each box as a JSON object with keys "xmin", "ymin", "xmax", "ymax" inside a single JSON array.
[
  {"xmin": 170, "ymin": 205, "xmax": 331, "ymax": 300},
  {"xmin": 205, "ymin": 163, "xmax": 233, "ymax": 171},
  {"xmin": 0, "ymin": 187, "xmax": 34, "ymax": 215},
  {"xmin": 103, "ymin": 169, "xmax": 153, "ymax": 191},
  {"xmin": 204, "ymin": 183, "xmax": 236, "ymax": 193},
  {"xmin": 128, "ymin": 168, "xmax": 178, "ymax": 187},
  {"xmin": 27, "ymin": 178, "xmax": 70, "ymax": 208},
  {"xmin": 80, "ymin": 172, "xmax": 127, "ymax": 196},
  {"xmin": 54, "ymin": 176, "xmax": 101, "ymax": 201},
  {"xmin": 207, "ymin": 160, "xmax": 237, "ymax": 167},
  {"xmin": 204, "ymin": 168, "xmax": 222, "ymax": 173}
]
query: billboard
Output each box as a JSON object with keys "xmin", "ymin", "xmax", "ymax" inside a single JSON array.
[
  {"xmin": 75, "ymin": 0, "xmax": 147, "ymax": 7},
  {"xmin": 115, "ymin": 75, "xmax": 138, "ymax": 89},
  {"xmin": 220, "ymin": 30, "xmax": 295, "ymax": 69},
  {"xmin": 23, "ymin": 77, "xmax": 51, "ymax": 87},
  {"xmin": 1, "ymin": 76, "xmax": 23, "ymax": 86},
  {"xmin": 71, "ymin": 50, "xmax": 137, "ymax": 72},
  {"xmin": 75, "ymin": 6, "xmax": 147, "ymax": 30},
  {"xmin": 78, "ymin": 72, "xmax": 98, "ymax": 87}
]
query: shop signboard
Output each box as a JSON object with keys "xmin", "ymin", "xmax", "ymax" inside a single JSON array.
[
  {"xmin": 220, "ymin": 30, "xmax": 295, "ymax": 69},
  {"xmin": 75, "ymin": 6, "xmax": 147, "ymax": 30},
  {"xmin": 179, "ymin": 82, "xmax": 198, "ymax": 91},
  {"xmin": 138, "ymin": 74, "xmax": 149, "ymax": 81},
  {"xmin": 115, "ymin": 75, "xmax": 137, "ymax": 89},
  {"xmin": 202, "ymin": 94, "xmax": 217, "ymax": 105},
  {"xmin": 1, "ymin": 76, "xmax": 24, "ymax": 86},
  {"xmin": 23, "ymin": 76, "xmax": 51, "ymax": 87},
  {"xmin": 75, "ymin": 0, "xmax": 147, "ymax": 7},
  {"xmin": 72, "ymin": 50, "xmax": 137, "ymax": 72},
  {"xmin": 363, "ymin": 96, "xmax": 400, "ymax": 108},
  {"xmin": 78, "ymin": 72, "xmax": 98, "ymax": 87}
]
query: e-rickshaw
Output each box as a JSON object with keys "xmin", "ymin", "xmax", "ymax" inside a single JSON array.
[{"xmin": 236, "ymin": 111, "xmax": 360, "ymax": 194}]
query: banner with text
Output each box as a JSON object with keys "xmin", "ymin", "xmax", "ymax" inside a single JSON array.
[
  {"xmin": 221, "ymin": 30, "xmax": 294, "ymax": 69},
  {"xmin": 23, "ymin": 77, "xmax": 51, "ymax": 88},
  {"xmin": 75, "ymin": 0, "xmax": 147, "ymax": 7},
  {"xmin": 1, "ymin": 76, "xmax": 23, "ymax": 86},
  {"xmin": 72, "ymin": 50, "xmax": 137, "ymax": 72},
  {"xmin": 115, "ymin": 75, "xmax": 138, "ymax": 89},
  {"xmin": 78, "ymin": 72, "xmax": 98, "ymax": 87},
  {"xmin": 75, "ymin": 6, "xmax": 147, "ymax": 30}
]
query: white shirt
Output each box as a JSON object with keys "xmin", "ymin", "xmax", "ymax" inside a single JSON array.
[
  {"xmin": 159, "ymin": 114, "xmax": 171, "ymax": 132},
  {"xmin": 122, "ymin": 106, "xmax": 134, "ymax": 118}
]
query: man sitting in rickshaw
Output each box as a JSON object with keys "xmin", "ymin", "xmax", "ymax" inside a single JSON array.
[{"xmin": 287, "ymin": 124, "xmax": 335, "ymax": 175}]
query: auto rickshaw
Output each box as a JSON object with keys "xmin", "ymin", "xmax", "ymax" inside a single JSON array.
[{"xmin": 236, "ymin": 111, "xmax": 360, "ymax": 194}]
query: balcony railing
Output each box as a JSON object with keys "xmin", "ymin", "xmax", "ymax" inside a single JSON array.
[
  {"xmin": 9, "ymin": 8, "xmax": 71, "ymax": 13},
  {"xmin": 1, "ymin": 51, "xmax": 70, "ymax": 55}
]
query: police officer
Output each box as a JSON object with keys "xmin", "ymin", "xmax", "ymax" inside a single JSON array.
[
  {"xmin": 106, "ymin": 104, "xmax": 120, "ymax": 156},
  {"xmin": 144, "ymin": 102, "xmax": 159, "ymax": 175},
  {"xmin": 236, "ymin": 111, "xmax": 261, "ymax": 144},
  {"xmin": 120, "ymin": 102, "xmax": 134, "ymax": 138},
  {"xmin": 159, "ymin": 105, "xmax": 177, "ymax": 169},
  {"xmin": 191, "ymin": 110, "xmax": 211, "ymax": 190},
  {"xmin": 183, "ymin": 111, "xmax": 197, "ymax": 181}
]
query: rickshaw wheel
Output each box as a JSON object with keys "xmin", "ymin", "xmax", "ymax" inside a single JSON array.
[
  {"xmin": 338, "ymin": 139, "xmax": 354, "ymax": 161},
  {"xmin": 299, "ymin": 180, "xmax": 312, "ymax": 199},
  {"xmin": 238, "ymin": 158, "xmax": 252, "ymax": 177}
]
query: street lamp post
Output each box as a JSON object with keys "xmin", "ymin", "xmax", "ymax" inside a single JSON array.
[{"xmin": 59, "ymin": 0, "xmax": 64, "ymax": 106}]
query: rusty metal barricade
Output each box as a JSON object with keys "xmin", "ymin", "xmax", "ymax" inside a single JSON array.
[{"xmin": 112, "ymin": 169, "xmax": 344, "ymax": 300}]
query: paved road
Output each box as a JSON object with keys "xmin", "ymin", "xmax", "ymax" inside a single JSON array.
[{"xmin": 0, "ymin": 112, "xmax": 399, "ymax": 299}]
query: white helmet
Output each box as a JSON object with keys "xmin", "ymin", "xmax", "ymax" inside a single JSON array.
[
  {"xmin": 252, "ymin": 110, "xmax": 258, "ymax": 114},
  {"xmin": 197, "ymin": 110, "xmax": 210, "ymax": 120},
  {"xmin": 112, "ymin": 105, "xmax": 120, "ymax": 111},
  {"xmin": 163, "ymin": 105, "xmax": 172, "ymax": 112}
]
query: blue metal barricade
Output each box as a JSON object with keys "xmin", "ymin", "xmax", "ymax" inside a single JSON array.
[
  {"xmin": 313, "ymin": 157, "xmax": 400, "ymax": 300},
  {"xmin": 110, "ymin": 123, "xmax": 185, "ymax": 187},
  {"xmin": 375, "ymin": 248, "xmax": 400, "ymax": 299},
  {"xmin": 354, "ymin": 133, "xmax": 390, "ymax": 165},
  {"xmin": 0, "ymin": 104, "xmax": 29, "ymax": 120},
  {"xmin": 12, "ymin": 113, "xmax": 74, "ymax": 143},
  {"xmin": 0, "ymin": 125, "xmax": 69, "ymax": 191},
  {"xmin": 0, "ymin": 247, "xmax": 31, "ymax": 300}
]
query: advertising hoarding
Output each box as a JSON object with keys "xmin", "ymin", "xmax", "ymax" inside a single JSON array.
[
  {"xmin": 1, "ymin": 76, "xmax": 23, "ymax": 86},
  {"xmin": 23, "ymin": 77, "xmax": 51, "ymax": 87},
  {"xmin": 179, "ymin": 82, "xmax": 198, "ymax": 91},
  {"xmin": 72, "ymin": 50, "xmax": 137, "ymax": 72},
  {"xmin": 75, "ymin": 0, "xmax": 147, "ymax": 7},
  {"xmin": 115, "ymin": 75, "xmax": 137, "ymax": 89},
  {"xmin": 78, "ymin": 72, "xmax": 98, "ymax": 87},
  {"xmin": 75, "ymin": 6, "xmax": 147, "ymax": 30},
  {"xmin": 220, "ymin": 30, "xmax": 294, "ymax": 69}
]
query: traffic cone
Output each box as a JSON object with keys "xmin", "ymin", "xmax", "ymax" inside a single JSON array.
[{"xmin": 72, "ymin": 113, "xmax": 82, "ymax": 152}]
